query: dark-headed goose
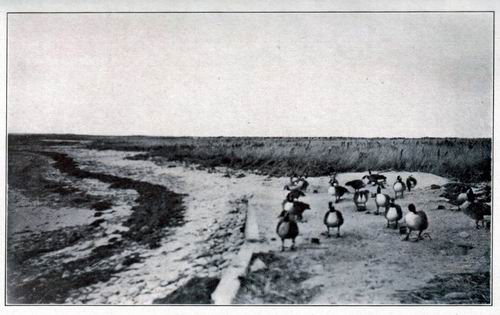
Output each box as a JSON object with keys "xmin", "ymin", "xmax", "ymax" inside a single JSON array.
[
  {"xmin": 393, "ymin": 176, "xmax": 406, "ymax": 199},
  {"xmin": 353, "ymin": 190, "xmax": 370, "ymax": 211},
  {"xmin": 385, "ymin": 198, "xmax": 403, "ymax": 228},
  {"xmin": 458, "ymin": 191, "xmax": 491, "ymax": 229},
  {"xmin": 403, "ymin": 204, "xmax": 430, "ymax": 241},
  {"xmin": 375, "ymin": 185, "xmax": 391, "ymax": 215},
  {"xmin": 324, "ymin": 202, "xmax": 344, "ymax": 237},
  {"xmin": 346, "ymin": 179, "xmax": 366, "ymax": 192},
  {"xmin": 276, "ymin": 212, "xmax": 299, "ymax": 251},
  {"xmin": 406, "ymin": 175, "xmax": 417, "ymax": 192}
]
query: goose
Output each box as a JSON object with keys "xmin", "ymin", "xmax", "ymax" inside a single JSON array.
[
  {"xmin": 458, "ymin": 191, "xmax": 491, "ymax": 229},
  {"xmin": 281, "ymin": 194, "xmax": 295, "ymax": 212},
  {"xmin": 403, "ymin": 204, "xmax": 430, "ymax": 241},
  {"xmin": 456, "ymin": 187, "xmax": 474, "ymax": 205},
  {"xmin": 393, "ymin": 176, "xmax": 406, "ymax": 199},
  {"xmin": 276, "ymin": 211, "xmax": 299, "ymax": 251},
  {"xmin": 362, "ymin": 170, "xmax": 387, "ymax": 186},
  {"xmin": 385, "ymin": 198, "xmax": 403, "ymax": 228},
  {"xmin": 284, "ymin": 182, "xmax": 305, "ymax": 192},
  {"xmin": 346, "ymin": 179, "xmax": 366, "ymax": 192},
  {"xmin": 286, "ymin": 189, "xmax": 306, "ymax": 201},
  {"xmin": 297, "ymin": 174, "xmax": 309, "ymax": 191},
  {"xmin": 324, "ymin": 202, "xmax": 344, "ymax": 237},
  {"xmin": 290, "ymin": 201, "xmax": 311, "ymax": 222},
  {"xmin": 328, "ymin": 181, "xmax": 349, "ymax": 203},
  {"xmin": 353, "ymin": 190, "xmax": 370, "ymax": 211},
  {"xmin": 406, "ymin": 175, "xmax": 417, "ymax": 192},
  {"xmin": 375, "ymin": 185, "xmax": 391, "ymax": 215}
]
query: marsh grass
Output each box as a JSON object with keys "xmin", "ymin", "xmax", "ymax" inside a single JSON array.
[
  {"xmin": 9, "ymin": 134, "xmax": 491, "ymax": 182},
  {"xmin": 85, "ymin": 136, "xmax": 490, "ymax": 182}
]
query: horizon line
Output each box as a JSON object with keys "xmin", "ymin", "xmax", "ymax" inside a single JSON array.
[{"xmin": 7, "ymin": 132, "xmax": 493, "ymax": 140}]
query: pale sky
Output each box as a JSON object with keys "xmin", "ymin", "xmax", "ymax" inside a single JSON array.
[{"xmin": 7, "ymin": 13, "xmax": 493, "ymax": 137}]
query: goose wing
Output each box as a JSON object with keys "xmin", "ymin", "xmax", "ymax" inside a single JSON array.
[
  {"xmin": 337, "ymin": 186, "xmax": 348, "ymax": 195},
  {"xmin": 418, "ymin": 211, "xmax": 429, "ymax": 230}
]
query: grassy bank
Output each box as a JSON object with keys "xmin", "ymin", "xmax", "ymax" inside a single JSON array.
[{"xmin": 9, "ymin": 134, "xmax": 492, "ymax": 182}]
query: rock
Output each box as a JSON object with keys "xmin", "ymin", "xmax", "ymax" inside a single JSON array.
[
  {"xmin": 459, "ymin": 231, "xmax": 470, "ymax": 239},
  {"xmin": 444, "ymin": 292, "xmax": 469, "ymax": 300},
  {"xmin": 431, "ymin": 184, "xmax": 441, "ymax": 190},
  {"xmin": 437, "ymin": 205, "xmax": 446, "ymax": 210},
  {"xmin": 236, "ymin": 173, "xmax": 246, "ymax": 178},
  {"xmin": 313, "ymin": 190, "xmax": 318, "ymax": 194},
  {"xmin": 311, "ymin": 238, "xmax": 320, "ymax": 244},
  {"xmin": 250, "ymin": 258, "xmax": 267, "ymax": 272}
]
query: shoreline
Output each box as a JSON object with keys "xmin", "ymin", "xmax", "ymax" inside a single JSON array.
[{"xmin": 8, "ymin": 150, "xmax": 186, "ymax": 304}]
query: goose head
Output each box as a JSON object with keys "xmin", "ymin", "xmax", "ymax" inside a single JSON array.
[
  {"xmin": 328, "ymin": 201, "xmax": 335, "ymax": 211},
  {"xmin": 408, "ymin": 203, "xmax": 417, "ymax": 214},
  {"xmin": 466, "ymin": 188, "xmax": 475, "ymax": 202}
]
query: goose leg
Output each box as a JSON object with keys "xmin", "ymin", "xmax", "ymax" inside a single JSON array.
[
  {"xmin": 327, "ymin": 227, "xmax": 330, "ymax": 238},
  {"xmin": 395, "ymin": 221, "xmax": 399, "ymax": 229},
  {"xmin": 414, "ymin": 231, "xmax": 423, "ymax": 242},
  {"xmin": 291, "ymin": 239, "xmax": 296, "ymax": 251},
  {"xmin": 386, "ymin": 220, "xmax": 390, "ymax": 228},
  {"xmin": 336, "ymin": 227, "xmax": 341, "ymax": 238},
  {"xmin": 281, "ymin": 239, "xmax": 285, "ymax": 251},
  {"xmin": 404, "ymin": 229, "xmax": 411, "ymax": 241},
  {"xmin": 476, "ymin": 221, "xmax": 480, "ymax": 229}
]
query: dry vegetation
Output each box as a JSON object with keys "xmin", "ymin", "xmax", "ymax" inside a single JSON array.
[
  {"xmin": 78, "ymin": 136, "xmax": 491, "ymax": 182},
  {"xmin": 9, "ymin": 134, "xmax": 491, "ymax": 182}
]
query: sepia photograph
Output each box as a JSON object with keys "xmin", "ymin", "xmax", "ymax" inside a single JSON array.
[{"xmin": 2, "ymin": 3, "xmax": 496, "ymax": 310}]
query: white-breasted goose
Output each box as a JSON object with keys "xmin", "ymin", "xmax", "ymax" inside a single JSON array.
[
  {"xmin": 276, "ymin": 212, "xmax": 299, "ymax": 251},
  {"xmin": 324, "ymin": 202, "xmax": 344, "ymax": 237},
  {"xmin": 393, "ymin": 176, "xmax": 407, "ymax": 199},
  {"xmin": 385, "ymin": 198, "xmax": 403, "ymax": 228},
  {"xmin": 406, "ymin": 175, "xmax": 417, "ymax": 192},
  {"xmin": 328, "ymin": 181, "xmax": 349, "ymax": 203},
  {"xmin": 282, "ymin": 196, "xmax": 295, "ymax": 213},
  {"xmin": 458, "ymin": 191, "xmax": 491, "ymax": 229},
  {"xmin": 457, "ymin": 187, "xmax": 475, "ymax": 205},
  {"xmin": 353, "ymin": 190, "xmax": 370, "ymax": 211},
  {"xmin": 403, "ymin": 204, "xmax": 430, "ymax": 241},
  {"xmin": 375, "ymin": 185, "xmax": 391, "ymax": 215}
]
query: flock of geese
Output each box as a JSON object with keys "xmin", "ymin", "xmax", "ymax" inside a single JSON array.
[{"xmin": 276, "ymin": 170, "xmax": 490, "ymax": 251}]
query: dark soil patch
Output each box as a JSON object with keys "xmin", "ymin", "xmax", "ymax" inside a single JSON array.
[
  {"xmin": 39, "ymin": 151, "xmax": 186, "ymax": 247},
  {"xmin": 7, "ymin": 149, "xmax": 186, "ymax": 304},
  {"xmin": 234, "ymin": 252, "xmax": 323, "ymax": 304},
  {"xmin": 153, "ymin": 277, "xmax": 220, "ymax": 304},
  {"xmin": 91, "ymin": 200, "xmax": 113, "ymax": 211},
  {"xmin": 395, "ymin": 272, "xmax": 490, "ymax": 304}
]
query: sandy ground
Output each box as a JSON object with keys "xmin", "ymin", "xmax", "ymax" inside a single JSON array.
[
  {"xmin": 8, "ymin": 146, "xmax": 491, "ymax": 304},
  {"xmin": 83, "ymin": 150, "xmax": 489, "ymax": 304},
  {"xmin": 239, "ymin": 174, "xmax": 491, "ymax": 304}
]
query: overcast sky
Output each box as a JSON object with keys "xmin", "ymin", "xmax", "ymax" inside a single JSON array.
[{"xmin": 7, "ymin": 13, "xmax": 493, "ymax": 137}]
